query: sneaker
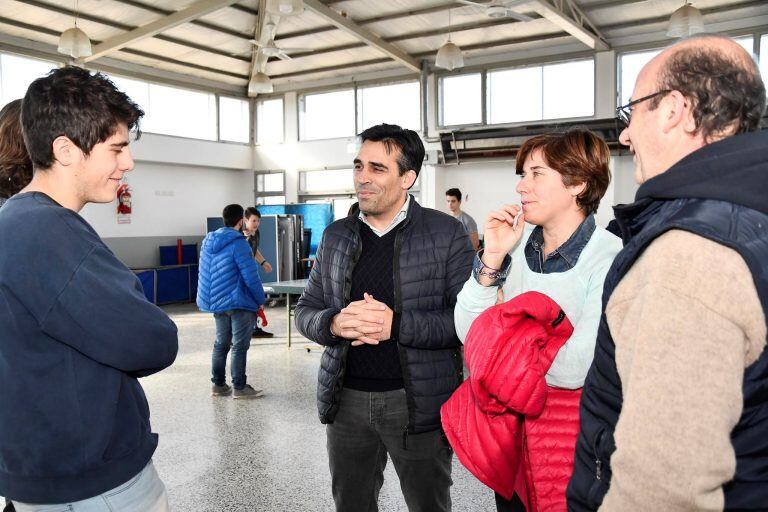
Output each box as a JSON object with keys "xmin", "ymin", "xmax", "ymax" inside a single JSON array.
[
  {"xmin": 211, "ymin": 383, "xmax": 232, "ymax": 396},
  {"xmin": 251, "ymin": 328, "xmax": 274, "ymax": 338},
  {"xmin": 233, "ymin": 384, "xmax": 264, "ymax": 399}
]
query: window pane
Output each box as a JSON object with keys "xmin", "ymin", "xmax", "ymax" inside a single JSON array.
[
  {"xmin": 303, "ymin": 170, "xmax": 354, "ymax": 193},
  {"xmin": 145, "ymin": 83, "xmax": 217, "ymax": 140},
  {"xmin": 256, "ymin": 173, "xmax": 284, "ymax": 192},
  {"xmin": 106, "ymin": 74, "xmax": 150, "ymax": 115},
  {"xmin": 358, "ymin": 81, "xmax": 420, "ymax": 131},
  {"xmin": 733, "ymin": 36, "xmax": 754, "ymax": 57},
  {"xmin": 761, "ymin": 35, "xmax": 768, "ymax": 86},
  {"xmin": 441, "ymin": 74, "xmax": 482, "ymax": 126},
  {"xmin": 300, "ymin": 89, "xmax": 355, "ymax": 140},
  {"xmin": 543, "ymin": 59, "xmax": 594, "ymax": 119},
  {"xmin": 219, "ymin": 96, "xmax": 250, "ymax": 143},
  {"xmin": 333, "ymin": 197, "xmax": 356, "ymax": 221},
  {"xmin": 0, "ymin": 54, "xmax": 57, "ymax": 108},
  {"xmin": 619, "ymin": 49, "xmax": 662, "ymax": 105},
  {"xmin": 259, "ymin": 195, "xmax": 286, "ymax": 205},
  {"xmin": 487, "ymin": 67, "xmax": 542, "ymax": 124},
  {"xmin": 264, "ymin": 173, "xmax": 283, "ymax": 192},
  {"xmin": 257, "ymin": 98, "xmax": 284, "ymax": 144}
]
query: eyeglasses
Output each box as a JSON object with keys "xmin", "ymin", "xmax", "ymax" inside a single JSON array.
[{"xmin": 616, "ymin": 90, "xmax": 671, "ymax": 127}]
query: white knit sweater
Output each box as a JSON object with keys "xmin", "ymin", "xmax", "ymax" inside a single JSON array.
[{"xmin": 454, "ymin": 224, "xmax": 622, "ymax": 388}]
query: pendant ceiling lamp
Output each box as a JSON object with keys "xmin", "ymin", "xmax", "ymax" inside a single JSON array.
[
  {"xmin": 435, "ymin": 9, "xmax": 464, "ymax": 71},
  {"xmin": 667, "ymin": 1, "xmax": 705, "ymax": 38},
  {"xmin": 58, "ymin": 0, "xmax": 92, "ymax": 58},
  {"xmin": 266, "ymin": 0, "xmax": 304, "ymax": 16},
  {"xmin": 248, "ymin": 72, "xmax": 274, "ymax": 96}
]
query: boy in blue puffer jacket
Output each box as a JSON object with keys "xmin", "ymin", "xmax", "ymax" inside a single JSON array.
[{"xmin": 197, "ymin": 204, "xmax": 266, "ymax": 399}]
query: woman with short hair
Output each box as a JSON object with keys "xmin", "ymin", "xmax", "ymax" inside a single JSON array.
[{"xmin": 444, "ymin": 128, "xmax": 622, "ymax": 511}]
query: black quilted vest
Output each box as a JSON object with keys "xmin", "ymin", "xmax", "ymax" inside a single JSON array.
[{"xmin": 568, "ymin": 130, "xmax": 768, "ymax": 511}]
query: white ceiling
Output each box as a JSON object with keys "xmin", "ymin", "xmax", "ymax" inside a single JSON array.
[{"xmin": 0, "ymin": 0, "xmax": 765, "ymax": 94}]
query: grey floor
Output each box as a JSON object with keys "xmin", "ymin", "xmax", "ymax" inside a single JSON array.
[{"xmin": 142, "ymin": 302, "xmax": 496, "ymax": 512}]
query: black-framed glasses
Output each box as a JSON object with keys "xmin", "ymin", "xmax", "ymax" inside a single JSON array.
[{"xmin": 616, "ymin": 90, "xmax": 671, "ymax": 126}]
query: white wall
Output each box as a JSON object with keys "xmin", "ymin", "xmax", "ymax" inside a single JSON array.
[{"xmin": 80, "ymin": 163, "xmax": 254, "ymax": 238}]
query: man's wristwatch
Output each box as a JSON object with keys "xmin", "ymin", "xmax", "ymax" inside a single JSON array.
[
  {"xmin": 260, "ymin": 260, "xmax": 267, "ymax": 266},
  {"xmin": 472, "ymin": 250, "xmax": 511, "ymax": 286}
]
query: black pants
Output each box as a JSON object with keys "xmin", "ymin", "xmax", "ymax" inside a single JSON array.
[
  {"xmin": 326, "ymin": 387, "xmax": 453, "ymax": 512},
  {"xmin": 495, "ymin": 492, "xmax": 526, "ymax": 512},
  {"xmin": 3, "ymin": 500, "xmax": 15, "ymax": 512}
]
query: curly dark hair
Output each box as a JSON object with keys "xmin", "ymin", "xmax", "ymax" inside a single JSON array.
[
  {"xmin": 0, "ymin": 99, "xmax": 33, "ymax": 199},
  {"xmin": 515, "ymin": 127, "xmax": 611, "ymax": 216},
  {"xmin": 22, "ymin": 66, "xmax": 144, "ymax": 170},
  {"xmin": 650, "ymin": 35, "xmax": 766, "ymax": 142}
]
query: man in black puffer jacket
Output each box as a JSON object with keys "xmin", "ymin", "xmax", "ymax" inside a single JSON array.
[{"xmin": 296, "ymin": 124, "xmax": 474, "ymax": 512}]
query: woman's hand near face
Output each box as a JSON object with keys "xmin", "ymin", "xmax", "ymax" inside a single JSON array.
[{"xmin": 482, "ymin": 204, "xmax": 524, "ymax": 269}]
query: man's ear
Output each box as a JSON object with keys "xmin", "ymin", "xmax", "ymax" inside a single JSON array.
[
  {"xmin": 401, "ymin": 170, "xmax": 417, "ymax": 190},
  {"xmin": 660, "ymin": 91, "xmax": 689, "ymax": 135},
  {"xmin": 51, "ymin": 136, "xmax": 79, "ymax": 167}
]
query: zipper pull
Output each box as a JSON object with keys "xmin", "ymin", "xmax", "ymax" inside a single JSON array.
[
  {"xmin": 402, "ymin": 427, "xmax": 409, "ymax": 450},
  {"xmin": 595, "ymin": 459, "xmax": 602, "ymax": 481}
]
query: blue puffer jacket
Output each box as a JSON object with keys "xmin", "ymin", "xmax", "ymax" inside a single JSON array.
[{"xmin": 197, "ymin": 227, "xmax": 265, "ymax": 313}]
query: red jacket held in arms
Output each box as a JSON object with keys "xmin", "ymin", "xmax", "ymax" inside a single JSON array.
[{"xmin": 441, "ymin": 291, "xmax": 581, "ymax": 511}]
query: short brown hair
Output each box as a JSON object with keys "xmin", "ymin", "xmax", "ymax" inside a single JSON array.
[
  {"xmin": 515, "ymin": 128, "xmax": 611, "ymax": 215},
  {"xmin": 0, "ymin": 99, "xmax": 33, "ymax": 199}
]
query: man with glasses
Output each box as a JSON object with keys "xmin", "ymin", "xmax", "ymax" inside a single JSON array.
[{"xmin": 568, "ymin": 34, "xmax": 768, "ymax": 510}]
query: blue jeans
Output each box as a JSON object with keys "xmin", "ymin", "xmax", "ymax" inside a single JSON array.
[
  {"xmin": 212, "ymin": 310, "xmax": 255, "ymax": 389},
  {"xmin": 13, "ymin": 461, "xmax": 168, "ymax": 512}
]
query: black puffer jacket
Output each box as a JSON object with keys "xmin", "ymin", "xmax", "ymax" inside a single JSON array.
[{"xmin": 295, "ymin": 196, "xmax": 475, "ymax": 434}]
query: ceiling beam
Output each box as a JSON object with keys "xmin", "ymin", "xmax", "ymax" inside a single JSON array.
[
  {"xmin": 270, "ymin": 32, "xmax": 571, "ymax": 80},
  {"xmin": 531, "ymin": 0, "xmax": 609, "ymax": 50},
  {"xmin": 18, "ymin": 0, "xmax": 251, "ymax": 63},
  {"xmin": 98, "ymin": 0, "xmax": 254, "ymax": 40},
  {"xmin": 0, "ymin": 15, "xmax": 249, "ymax": 80},
  {"xmin": 270, "ymin": 16, "xmax": 533, "ymax": 62},
  {"xmin": 302, "ymin": 0, "xmax": 421, "ymax": 73},
  {"xmin": 78, "ymin": 0, "xmax": 244, "ymax": 63},
  {"xmin": 270, "ymin": 0, "xmax": 767, "ymax": 81},
  {"xmin": 275, "ymin": 2, "xmax": 503, "ymax": 41}
]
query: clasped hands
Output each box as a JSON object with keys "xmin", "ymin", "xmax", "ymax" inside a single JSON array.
[{"xmin": 330, "ymin": 293, "xmax": 393, "ymax": 346}]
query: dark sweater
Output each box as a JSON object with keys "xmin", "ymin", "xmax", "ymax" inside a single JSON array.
[
  {"xmin": 344, "ymin": 222, "xmax": 403, "ymax": 392},
  {"xmin": 0, "ymin": 192, "xmax": 178, "ymax": 503}
]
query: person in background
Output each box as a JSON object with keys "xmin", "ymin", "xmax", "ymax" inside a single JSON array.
[
  {"xmin": 446, "ymin": 188, "xmax": 480, "ymax": 251},
  {"xmin": 243, "ymin": 206, "xmax": 273, "ymax": 338},
  {"xmin": 568, "ymin": 34, "xmax": 768, "ymax": 511},
  {"xmin": 0, "ymin": 99, "xmax": 33, "ymax": 209},
  {"xmin": 452, "ymin": 128, "xmax": 621, "ymax": 511},
  {"xmin": 197, "ymin": 203, "xmax": 266, "ymax": 399},
  {"xmin": 0, "ymin": 66, "xmax": 178, "ymax": 512}
]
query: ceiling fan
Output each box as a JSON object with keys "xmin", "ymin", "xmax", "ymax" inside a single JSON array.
[
  {"xmin": 234, "ymin": 22, "xmax": 313, "ymax": 60},
  {"xmin": 248, "ymin": 38, "xmax": 313, "ymax": 60},
  {"xmin": 455, "ymin": 0, "xmax": 535, "ymax": 22}
]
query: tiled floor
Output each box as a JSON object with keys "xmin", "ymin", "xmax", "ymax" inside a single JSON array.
[{"xmin": 140, "ymin": 303, "xmax": 496, "ymax": 512}]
